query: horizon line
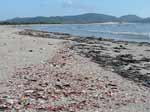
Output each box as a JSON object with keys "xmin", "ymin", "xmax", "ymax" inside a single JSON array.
[{"xmin": 2, "ymin": 13, "xmax": 150, "ymax": 21}]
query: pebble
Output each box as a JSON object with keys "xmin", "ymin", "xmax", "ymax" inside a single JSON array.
[{"xmin": 28, "ymin": 50, "xmax": 33, "ymax": 52}]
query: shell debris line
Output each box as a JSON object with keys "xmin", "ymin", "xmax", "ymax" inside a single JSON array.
[{"xmin": 0, "ymin": 28, "xmax": 150, "ymax": 112}]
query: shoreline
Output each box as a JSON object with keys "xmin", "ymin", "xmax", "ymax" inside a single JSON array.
[
  {"xmin": 19, "ymin": 29, "xmax": 150, "ymax": 87},
  {"xmin": 22, "ymin": 28, "xmax": 150, "ymax": 44},
  {"xmin": 0, "ymin": 26, "xmax": 150, "ymax": 111}
]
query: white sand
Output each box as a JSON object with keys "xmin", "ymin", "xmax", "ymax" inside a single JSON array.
[{"xmin": 0, "ymin": 26, "xmax": 65, "ymax": 81}]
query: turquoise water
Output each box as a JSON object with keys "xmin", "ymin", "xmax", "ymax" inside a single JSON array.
[{"xmin": 28, "ymin": 23, "xmax": 150, "ymax": 42}]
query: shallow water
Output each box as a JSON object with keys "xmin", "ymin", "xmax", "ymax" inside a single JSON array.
[{"xmin": 27, "ymin": 23, "xmax": 150, "ymax": 42}]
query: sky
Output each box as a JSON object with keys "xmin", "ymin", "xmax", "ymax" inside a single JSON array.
[{"xmin": 0, "ymin": 0, "xmax": 150, "ymax": 20}]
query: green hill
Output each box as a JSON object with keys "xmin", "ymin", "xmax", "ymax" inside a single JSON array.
[{"xmin": 1, "ymin": 13, "xmax": 150, "ymax": 24}]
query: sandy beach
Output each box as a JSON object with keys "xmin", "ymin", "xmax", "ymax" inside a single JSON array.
[
  {"xmin": 0, "ymin": 26, "xmax": 150, "ymax": 112},
  {"xmin": 0, "ymin": 26, "xmax": 65, "ymax": 81}
]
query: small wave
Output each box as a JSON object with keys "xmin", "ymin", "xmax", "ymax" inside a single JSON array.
[{"xmin": 84, "ymin": 30, "xmax": 150, "ymax": 37}]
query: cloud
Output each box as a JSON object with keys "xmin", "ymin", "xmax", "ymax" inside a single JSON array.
[
  {"xmin": 39, "ymin": 0, "xmax": 50, "ymax": 7},
  {"xmin": 65, "ymin": 0, "xmax": 73, "ymax": 5},
  {"xmin": 62, "ymin": 0, "xmax": 96, "ymax": 12},
  {"xmin": 62, "ymin": 0, "xmax": 74, "ymax": 7}
]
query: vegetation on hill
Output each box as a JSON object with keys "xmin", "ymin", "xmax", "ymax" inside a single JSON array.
[{"xmin": 1, "ymin": 13, "xmax": 150, "ymax": 25}]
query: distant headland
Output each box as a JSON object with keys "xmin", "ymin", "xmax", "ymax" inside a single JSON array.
[{"xmin": 1, "ymin": 13, "xmax": 150, "ymax": 25}]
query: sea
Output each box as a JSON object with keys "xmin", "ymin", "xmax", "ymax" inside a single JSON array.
[{"xmin": 24, "ymin": 23, "xmax": 150, "ymax": 42}]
